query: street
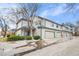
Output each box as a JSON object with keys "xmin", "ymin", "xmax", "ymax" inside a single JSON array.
[{"xmin": 24, "ymin": 37, "xmax": 79, "ymax": 56}]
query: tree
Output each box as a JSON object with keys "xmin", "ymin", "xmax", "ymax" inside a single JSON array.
[
  {"xmin": 0, "ymin": 15, "xmax": 9, "ymax": 37},
  {"xmin": 62, "ymin": 22, "xmax": 75, "ymax": 36},
  {"xmin": 76, "ymin": 20, "xmax": 79, "ymax": 26},
  {"xmin": 63, "ymin": 22, "xmax": 75, "ymax": 28},
  {"xmin": 2, "ymin": 8, "xmax": 25, "ymax": 34},
  {"xmin": 64, "ymin": 3, "xmax": 79, "ymax": 17},
  {"xmin": 74, "ymin": 20, "xmax": 79, "ymax": 35},
  {"xmin": 18, "ymin": 3, "xmax": 40, "ymax": 37},
  {"xmin": 63, "ymin": 4, "xmax": 79, "ymax": 36}
]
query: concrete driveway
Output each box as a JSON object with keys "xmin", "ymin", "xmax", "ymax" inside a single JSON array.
[{"xmin": 24, "ymin": 37, "xmax": 79, "ymax": 56}]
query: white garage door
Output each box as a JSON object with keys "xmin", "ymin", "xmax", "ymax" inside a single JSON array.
[
  {"xmin": 56, "ymin": 31, "xmax": 61, "ymax": 38},
  {"xmin": 45, "ymin": 31, "xmax": 54, "ymax": 39}
]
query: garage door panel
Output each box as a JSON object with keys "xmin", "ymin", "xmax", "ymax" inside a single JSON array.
[
  {"xmin": 55, "ymin": 31, "xmax": 61, "ymax": 38},
  {"xmin": 45, "ymin": 31, "xmax": 54, "ymax": 39}
]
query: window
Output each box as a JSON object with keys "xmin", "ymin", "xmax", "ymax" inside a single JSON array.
[
  {"xmin": 56, "ymin": 24, "xmax": 58, "ymax": 28},
  {"xmin": 35, "ymin": 21, "xmax": 41, "ymax": 25},
  {"xmin": 52, "ymin": 23, "xmax": 54, "ymax": 27},
  {"xmin": 66, "ymin": 27, "xmax": 69, "ymax": 30},
  {"xmin": 35, "ymin": 22, "xmax": 38, "ymax": 25},
  {"xmin": 38, "ymin": 20, "xmax": 42, "ymax": 25},
  {"xmin": 61, "ymin": 25, "xmax": 63, "ymax": 29}
]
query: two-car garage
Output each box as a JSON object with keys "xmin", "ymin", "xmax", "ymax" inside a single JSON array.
[
  {"xmin": 45, "ymin": 30, "xmax": 62, "ymax": 39},
  {"xmin": 44, "ymin": 29, "xmax": 67, "ymax": 39},
  {"xmin": 38, "ymin": 28, "xmax": 71, "ymax": 40}
]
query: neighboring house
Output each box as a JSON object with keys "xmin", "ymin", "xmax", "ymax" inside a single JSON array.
[
  {"xmin": 16, "ymin": 16, "xmax": 72, "ymax": 39},
  {"xmin": 0, "ymin": 28, "xmax": 16, "ymax": 37},
  {"xmin": 74, "ymin": 26, "xmax": 79, "ymax": 36}
]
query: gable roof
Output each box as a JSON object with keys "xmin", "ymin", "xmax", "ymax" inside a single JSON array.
[
  {"xmin": 37, "ymin": 16, "xmax": 62, "ymax": 26},
  {"xmin": 37, "ymin": 16, "xmax": 70, "ymax": 29}
]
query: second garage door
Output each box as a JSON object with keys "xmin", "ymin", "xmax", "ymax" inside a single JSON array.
[
  {"xmin": 55, "ymin": 31, "xmax": 61, "ymax": 38},
  {"xmin": 45, "ymin": 31, "xmax": 54, "ymax": 39}
]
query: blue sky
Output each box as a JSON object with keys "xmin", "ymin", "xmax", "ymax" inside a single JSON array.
[
  {"xmin": 36, "ymin": 3, "xmax": 79, "ymax": 24},
  {"xmin": 0, "ymin": 3, "xmax": 79, "ymax": 25}
]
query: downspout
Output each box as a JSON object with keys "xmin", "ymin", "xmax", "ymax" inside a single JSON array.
[
  {"xmin": 54, "ymin": 32, "xmax": 55, "ymax": 38},
  {"xmin": 21, "ymin": 21, "xmax": 23, "ymax": 36},
  {"xmin": 39, "ymin": 25, "xmax": 42, "ymax": 40},
  {"xmin": 40, "ymin": 20, "xmax": 42, "ymax": 40}
]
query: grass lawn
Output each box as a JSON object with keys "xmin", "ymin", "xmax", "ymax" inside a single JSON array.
[{"xmin": 0, "ymin": 37, "xmax": 8, "ymax": 42}]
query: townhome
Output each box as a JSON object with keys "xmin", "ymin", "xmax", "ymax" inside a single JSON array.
[{"xmin": 16, "ymin": 16, "xmax": 72, "ymax": 40}]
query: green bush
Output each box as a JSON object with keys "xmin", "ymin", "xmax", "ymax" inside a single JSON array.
[
  {"xmin": 25, "ymin": 36, "xmax": 32, "ymax": 40},
  {"xmin": 33, "ymin": 35, "xmax": 41, "ymax": 40},
  {"xmin": 7, "ymin": 35, "xmax": 25, "ymax": 41},
  {"xmin": 7, "ymin": 34, "xmax": 10, "ymax": 37}
]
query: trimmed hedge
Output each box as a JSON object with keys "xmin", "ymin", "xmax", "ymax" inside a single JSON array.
[
  {"xmin": 7, "ymin": 35, "xmax": 41, "ymax": 41},
  {"xmin": 33, "ymin": 35, "xmax": 41, "ymax": 40},
  {"xmin": 7, "ymin": 35, "xmax": 25, "ymax": 41},
  {"xmin": 25, "ymin": 36, "xmax": 32, "ymax": 40}
]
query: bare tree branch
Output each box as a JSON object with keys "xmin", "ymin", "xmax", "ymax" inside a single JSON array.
[{"xmin": 17, "ymin": 3, "xmax": 40, "ymax": 37}]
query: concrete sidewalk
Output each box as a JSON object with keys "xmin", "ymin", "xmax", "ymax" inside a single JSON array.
[{"xmin": 24, "ymin": 37, "xmax": 79, "ymax": 56}]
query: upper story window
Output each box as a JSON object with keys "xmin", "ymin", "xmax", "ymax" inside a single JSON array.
[
  {"xmin": 52, "ymin": 23, "xmax": 54, "ymax": 27},
  {"xmin": 56, "ymin": 24, "xmax": 58, "ymax": 28},
  {"xmin": 66, "ymin": 27, "xmax": 68, "ymax": 30},
  {"xmin": 61, "ymin": 25, "xmax": 63, "ymax": 29},
  {"xmin": 35, "ymin": 22, "xmax": 38, "ymax": 25},
  {"xmin": 38, "ymin": 22, "xmax": 41, "ymax": 25},
  {"xmin": 35, "ymin": 20, "xmax": 41, "ymax": 26}
]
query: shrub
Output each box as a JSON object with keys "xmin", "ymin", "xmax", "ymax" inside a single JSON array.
[
  {"xmin": 25, "ymin": 36, "xmax": 32, "ymax": 40},
  {"xmin": 33, "ymin": 35, "xmax": 41, "ymax": 40},
  {"xmin": 7, "ymin": 35, "xmax": 25, "ymax": 41},
  {"xmin": 7, "ymin": 34, "xmax": 10, "ymax": 37}
]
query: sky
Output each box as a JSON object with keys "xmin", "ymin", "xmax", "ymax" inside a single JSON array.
[
  {"xmin": 0, "ymin": 3, "xmax": 79, "ymax": 28},
  {"xmin": 36, "ymin": 3, "xmax": 79, "ymax": 24}
]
